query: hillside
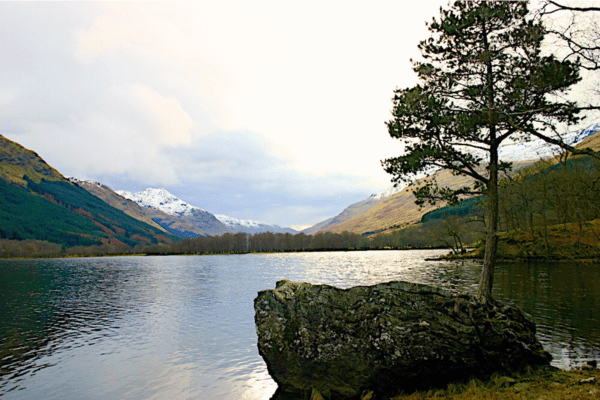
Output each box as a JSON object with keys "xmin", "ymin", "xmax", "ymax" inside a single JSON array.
[
  {"xmin": 324, "ymin": 170, "xmax": 476, "ymax": 235},
  {"xmin": 0, "ymin": 135, "xmax": 178, "ymax": 248},
  {"xmin": 308, "ymin": 125, "xmax": 600, "ymax": 236},
  {"xmin": 0, "ymin": 135, "xmax": 63, "ymax": 185},
  {"xmin": 303, "ymin": 195, "xmax": 387, "ymax": 235},
  {"xmin": 71, "ymin": 180, "xmax": 210, "ymax": 238}
]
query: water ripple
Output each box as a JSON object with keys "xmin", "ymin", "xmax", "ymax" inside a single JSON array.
[{"xmin": 1, "ymin": 252, "xmax": 598, "ymax": 398}]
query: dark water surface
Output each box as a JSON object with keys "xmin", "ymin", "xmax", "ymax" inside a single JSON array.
[{"xmin": 0, "ymin": 251, "xmax": 598, "ymax": 399}]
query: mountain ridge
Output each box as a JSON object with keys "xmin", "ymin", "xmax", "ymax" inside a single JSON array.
[
  {"xmin": 215, "ymin": 214, "xmax": 297, "ymax": 235},
  {"xmin": 117, "ymin": 187, "xmax": 298, "ymax": 235}
]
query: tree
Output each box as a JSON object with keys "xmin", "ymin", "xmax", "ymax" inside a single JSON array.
[{"xmin": 382, "ymin": 1, "xmax": 592, "ymax": 302}]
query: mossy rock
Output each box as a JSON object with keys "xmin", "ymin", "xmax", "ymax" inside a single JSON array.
[{"xmin": 255, "ymin": 280, "xmax": 551, "ymax": 399}]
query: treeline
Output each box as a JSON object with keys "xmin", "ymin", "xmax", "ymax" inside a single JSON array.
[
  {"xmin": 494, "ymin": 155, "xmax": 600, "ymax": 257},
  {"xmin": 0, "ymin": 231, "xmax": 380, "ymax": 258},
  {"xmin": 0, "ymin": 239, "xmax": 63, "ymax": 258},
  {"xmin": 140, "ymin": 231, "xmax": 373, "ymax": 255},
  {"xmin": 371, "ymin": 216, "xmax": 484, "ymax": 255}
]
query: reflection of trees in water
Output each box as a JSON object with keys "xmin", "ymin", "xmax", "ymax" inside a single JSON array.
[
  {"xmin": 0, "ymin": 258, "xmax": 149, "ymax": 391},
  {"xmin": 493, "ymin": 262, "xmax": 600, "ymax": 368}
]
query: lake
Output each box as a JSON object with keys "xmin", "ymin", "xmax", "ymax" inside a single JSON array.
[{"xmin": 0, "ymin": 250, "xmax": 599, "ymax": 399}]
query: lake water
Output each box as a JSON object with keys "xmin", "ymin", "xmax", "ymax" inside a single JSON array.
[{"xmin": 0, "ymin": 250, "xmax": 599, "ymax": 399}]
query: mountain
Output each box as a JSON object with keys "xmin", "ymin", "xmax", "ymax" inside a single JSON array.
[
  {"xmin": 215, "ymin": 214, "xmax": 297, "ymax": 235},
  {"xmin": 306, "ymin": 123, "xmax": 600, "ymax": 235},
  {"xmin": 116, "ymin": 188, "xmax": 231, "ymax": 236},
  {"xmin": 0, "ymin": 135, "xmax": 178, "ymax": 247},
  {"xmin": 69, "ymin": 179, "xmax": 209, "ymax": 238},
  {"xmin": 115, "ymin": 187, "xmax": 297, "ymax": 235}
]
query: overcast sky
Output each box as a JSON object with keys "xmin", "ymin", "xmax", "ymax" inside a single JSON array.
[{"xmin": 0, "ymin": 1, "xmax": 553, "ymax": 230}]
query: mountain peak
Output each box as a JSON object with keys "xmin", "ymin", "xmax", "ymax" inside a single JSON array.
[
  {"xmin": 215, "ymin": 214, "xmax": 297, "ymax": 234},
  {"xmin": 116, "ymin": 188, "xmax": 204, "ymax": 217}
]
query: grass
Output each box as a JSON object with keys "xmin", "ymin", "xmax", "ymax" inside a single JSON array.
[{"xmin": 391, "ymin": 367, "xmax": 600, "ymax": 400}]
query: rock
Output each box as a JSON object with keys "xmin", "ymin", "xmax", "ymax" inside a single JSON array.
[{"xmin": 255, "ymin": 280, "xmax": 551, "ymax": 399}]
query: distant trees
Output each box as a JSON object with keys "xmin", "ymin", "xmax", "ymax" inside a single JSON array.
[
  {"xmin": 0, "ymin": 239, "xmax": 62, "ymax": 258},
  {"xmin": 382, "ymin": 1, "xmax": 589, "ymax": 302},
  {"xmin": 498, "ymin": 156, "xmax": 600, "ymax": 251},
  {"xmin": 167, "ymin": 231, "xmax": 370, "ymax": 255}
]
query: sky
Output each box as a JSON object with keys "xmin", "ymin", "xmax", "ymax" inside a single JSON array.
[{"xmin": 1, "ymin": 0, "xmax": 587, "ymax": 231}]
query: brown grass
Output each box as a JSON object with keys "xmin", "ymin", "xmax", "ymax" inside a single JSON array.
[{"xmin": 392, "ymin": 368, "xmax": 600, "ymax": 400}]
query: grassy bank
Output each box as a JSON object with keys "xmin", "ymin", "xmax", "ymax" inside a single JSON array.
[{"xmin": 392, "ymin": 367, "xmax": 599, "ymax": 400}]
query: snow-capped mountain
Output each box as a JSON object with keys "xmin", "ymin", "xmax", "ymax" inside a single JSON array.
[
  {"xmin": 116, "ymin": 188, "xmax": 296, "ymax": 235},
  {"xmin": 215, "ymin": 214, "xmax": 297, "ymax": 235},
  {"xmin": 116, "ymin": 188, "xmax": 230, "ymax": 236},
  {"xmin": 116, "ymin": 188, "xmax": 202, "ymax": 217}
]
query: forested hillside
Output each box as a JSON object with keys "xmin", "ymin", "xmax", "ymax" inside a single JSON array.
[
  {"xmin": 371, "ymin": 151, "xmax": 600, "ymax": 260},
  {"xmin": 0, "ymin": 134, "xmax": 178, "ymax": 256}
]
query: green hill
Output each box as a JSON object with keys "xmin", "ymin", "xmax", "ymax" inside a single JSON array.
[{"xmin": 0, "ymin": 134, "xmax": 179, "ymax": 251}]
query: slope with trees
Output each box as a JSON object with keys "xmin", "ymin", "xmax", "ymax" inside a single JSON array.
[{"xmin": 0, "ymin": 134, "xmax": 179, "ymax": 255}]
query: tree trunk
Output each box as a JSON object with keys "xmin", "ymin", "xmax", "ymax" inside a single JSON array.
[
  {"xmin": 478, "ymin": 158, "xmax": 499, "ymax": 303},
  {"xmin": 479, "ymin": 15, "xmax": 499, "ymax": 304}
]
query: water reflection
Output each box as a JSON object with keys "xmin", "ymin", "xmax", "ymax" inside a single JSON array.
[
  {"xmin": 0, "ymin": 251, "xmax": 599, "ymax": 398},
  {"xmin": 493, "ymin": 261, "xmax": 600, "ymax": 369}
]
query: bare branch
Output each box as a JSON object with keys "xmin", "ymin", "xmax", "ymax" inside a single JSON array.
[{"xmin": 547, "ymin": 1, "xmax": 600, "ymax": 13}]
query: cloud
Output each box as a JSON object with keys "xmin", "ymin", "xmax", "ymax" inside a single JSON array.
[
  {"xmin": 4, "ymin": 83, "xmax": 195, "ymax": 185},
  {"xmin": 125, "ymin": 84, "xmax": 194, "ymax": 146},
  {"xmin": 0, "ymin": 1, "xmax": 452, "ymax": 227}
]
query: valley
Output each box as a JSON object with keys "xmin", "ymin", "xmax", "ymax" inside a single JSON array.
[{"xmin": 0, "ymin": 122, "xmax": 599, "ymax": 259}]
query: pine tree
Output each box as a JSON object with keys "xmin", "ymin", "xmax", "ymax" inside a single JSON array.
[{"xmin": 382, "ymin": 1, "xmax": 586, "ymax": 302}]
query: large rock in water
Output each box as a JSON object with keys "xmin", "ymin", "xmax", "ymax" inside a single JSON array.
[{"xmin": 254, "ymin": 280, "xmax": 551, "ymax": 399}]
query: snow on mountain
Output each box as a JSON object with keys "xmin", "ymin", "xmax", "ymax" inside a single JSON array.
[
  {"xmin": 215, "ymin": 214, "xmax": 297, "ymax": 235},
  {"xmin": 115, "ymin": 187, "xmax": 296, "ymax": 235},
  {"xmin": 497, "ymin": 123, "xmax": 600, "ymax": 162},
  {"xmin": 371, "ymin": 123, "xmax": 600, "ymax": 201},
  {"xmin": 67, "ymin": 176, "xmax": 110, "ymax": 190},
  {"xmin": 116, "ymin": 188, "xmax": 202, "ymax": 217}
]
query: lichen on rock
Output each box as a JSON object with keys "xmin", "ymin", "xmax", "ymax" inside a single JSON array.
[{"xmin": 254, "ymin": 280, "xmax": 551, "ymax": 399}]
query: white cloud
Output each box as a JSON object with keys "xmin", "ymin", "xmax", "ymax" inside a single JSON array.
[
  {"xmin": 128, "ymin": 84, "xmax": 194, "ymax": 146},
  {"xmin": 1, "ymin": 1, "xmax": 455, "ymax": 227},
  {"xmin": 0, "ymin": 89, "xmax": 16, "ymax": 105},
  {"xmin": 70, "ymin": 1, "xmax": 442, "ymax": 188}
]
